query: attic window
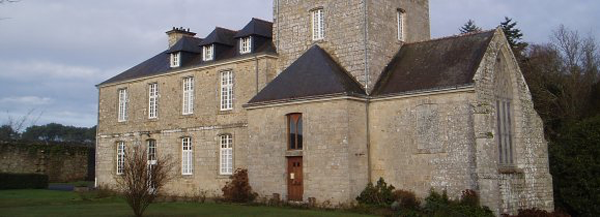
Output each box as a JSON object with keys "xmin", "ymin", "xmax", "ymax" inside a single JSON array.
[
  {"xmin": 170, "ymin": 52, "xmax": 181, "ymax": 67},
  {"xmin": 240, "ymin": 36, "xmax": 252, "ymax": 54},
  {"xmin": 203, "ymin": 45, "xmax": 214, "ymax": 61}
]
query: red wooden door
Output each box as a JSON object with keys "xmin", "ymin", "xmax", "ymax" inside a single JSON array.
[{"xmin": 287, "ymin": 157, "xmax": 303, "ymax": 201}]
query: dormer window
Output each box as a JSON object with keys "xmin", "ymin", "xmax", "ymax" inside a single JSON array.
[
  {"xmin": 170, "ymin": 52, "xmax": 181, "ymax": 67},
  {"xmin": 240, "ymin": 36, "xmax": 252, "ymax": 54},
  {"xmin": 203, "ymin": 45, "xmax": 214, "ymax": 61}
]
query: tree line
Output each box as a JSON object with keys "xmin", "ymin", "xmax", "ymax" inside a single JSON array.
[
  {"xmin": 461, "ymin": 18, "xmax": 600, "ymax": 216},
  {"xmin": 0, "ymin": 122, "xmax": 96, "ymax": 144}
]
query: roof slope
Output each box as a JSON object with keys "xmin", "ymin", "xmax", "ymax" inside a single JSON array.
[
  {"xmin": 198, "ymin": 27, "xmax": 237, "ymax": 46},
  {"xmin": 249, "ymin": 45, "xmax": 365, "ymax": 104},
  {"xmin": 372, "ymin": 31, "xmax": 495, "ymax": 96},
  {"xmin": 167, "ymin": 37, "xmax": 203, "ymax": 54},
  {"xmin": 234, "ymin": 18, "xmax": 273, "ymax": 38},
  {"xmin": 100, "ymin": 51, "xmax": 170, "ymax": 85}
]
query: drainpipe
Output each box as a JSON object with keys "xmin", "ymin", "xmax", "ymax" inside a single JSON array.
[
  {"xmin": 255, "ymin": 56, "xmax": 259, "ymax": 94},
  {"xmin": 363, "ymin": 0, "xmax": 373, "ymax": 184}
]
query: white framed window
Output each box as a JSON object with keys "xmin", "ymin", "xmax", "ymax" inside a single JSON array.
[
  {"xmin": 181, "ymin": 137, "xmax": 193, "ymax": 175},
  {"xmin": 118, "ymin": 88, "xmax": 128, "ymax": 122},
  {"xmin": 240, "ymin": 36, "xmax": 252, "ymax": 54},
  {"xmin": 220, "ymin": 70, "xmax": 234, "ymax": 111},
  {"xmin": 497, "ymin": 99, "xmax": 514, "ymax": 165},
  {"xmin": 397, "ymin": 9, "xmax": 406, "ymax": 41},
  {"xmin": 312, "ymin": 8, "xmax": 324, "ymax": 41},
  {"xmin": 219, "ymin": 134, "xmax": 233, "ymax": 175},
  {"xmin": 182, "ymin": 77, "xmax": 194, "ymax": 115},
  {"xmin": 148, "ymin": 83, "xmax": 158, "ymax": 119},
  {"xmin": 170, "ymin": 52, "xmax": 181, "ymax": 67},
  {"xmin": 147, "ymin": 140, "xmax": 157, "ymax": 165},
  {"xmin": 116, "ymin": 141, "xmax": 125, "ymax": 175},
  {"xmin": 203, "ymin": 45, "xmax": 214, "ymax": 61}
]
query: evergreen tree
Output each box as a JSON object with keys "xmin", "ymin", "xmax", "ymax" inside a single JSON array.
[
  {"xmin": 500, "ymin": 17, "xmax": 525, "ymax": 49},
  {"xmin": 460, "ymin": 19, "xmax": 482, "ymax": 34}
]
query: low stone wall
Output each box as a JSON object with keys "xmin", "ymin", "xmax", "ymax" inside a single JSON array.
[{"xmin": 0, "ymin": 141, "xmax": 94, "ymax": 183}]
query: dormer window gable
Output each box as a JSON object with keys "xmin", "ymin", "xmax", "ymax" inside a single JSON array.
[
  {"xmin": 170, "ymin": 52, "xmax": 181, "ymax": 68},
  {"xmin": 203, "ymin": 44, "xmax": 214, "ymax": 61},
  {"xmin": 240, "ymin": 36, "xmax": 252, "ymax": 54}
]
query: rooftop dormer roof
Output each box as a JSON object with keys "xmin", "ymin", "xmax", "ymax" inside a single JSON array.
[
  {"xmin": 167, "ymin": 37, "xmax": 203, "ymax": 54},
  {"xmin": 234, "ymin": 18, "xmax": 273, "ymax": 39},
  {"xmin": 198, "ymin": 27, "xmax": 238, "ymax": 46}
]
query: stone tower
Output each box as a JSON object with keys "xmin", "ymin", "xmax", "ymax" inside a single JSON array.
[{"xmin": 273, "ymin": 0, "xmax": 430, "ymax": 92}]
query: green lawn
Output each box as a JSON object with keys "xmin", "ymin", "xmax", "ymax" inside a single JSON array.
[{"xmin": 0, "ymin": 190, "xmax": 374, "ymax": 217}]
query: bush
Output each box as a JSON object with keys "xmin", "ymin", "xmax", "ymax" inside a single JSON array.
[
  {"xmin": 0, "ymin": 173, "xmax": 48, "ymax": 189},
  {"xmin": 550, "ymin": 116, "xmax": 600, "ymax": 217},
  {"xmin": 508, "ymin": 208, "xmax": 571, "ymax": 217},
  {"xmin": 392, "ymin": 189, "xmax": 420, "ymax": 210},
  {"xmin": 460, "ymin": 189, "xmax": 480, "ymax": 207},
  {"xmin": 356, "ymin": 178, "xmax": 396, "ymax": 206},
  {"xmin": 221, "ymin": 169, "xmax": 257, "ymax": 203},
  {"xmin": 423, "ymin": 189, "xmax": 493, "ymax": 217}
]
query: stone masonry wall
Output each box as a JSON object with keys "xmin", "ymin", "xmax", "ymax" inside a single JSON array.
[
  {"xmin": 247, "ymin": 98, "xmax": 369, "ymax": 204},
  {"xmin": 472, "ymin": 29, "xmax": 553, "ymax": 215},
  {"xmin": 273, "ymin": 0, "xmax": 430, "ymax": 90},
  {"xmin": 96, "ymin": 55, "xmax": 278, "ymax": 195},
  {"xmin": 0, "ymin": 141, "xmax": 91, "ymax": 183},
  {"xmin": 369, "ymin": 91, "xmax": 478, "ymax": 199}
]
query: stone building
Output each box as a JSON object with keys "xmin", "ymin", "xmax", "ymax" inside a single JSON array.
[{"xmin": 96, "ymin": 0, "xmax": 553, "ymax": 215}]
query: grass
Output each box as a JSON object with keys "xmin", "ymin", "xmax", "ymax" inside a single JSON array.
[
  {"xmin": 0, "ymin": 189, "xmax": 374, "ymax": 217},
  {"xmin": 49, "ymin": 181, "xmax": 94, "ymax": 187}
]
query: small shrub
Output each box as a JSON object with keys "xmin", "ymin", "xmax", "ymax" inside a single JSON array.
[
  {"xmin": 393, "ymin": 189, "xmax": 420, "ymax": 210},
  {"xmin": 423, "ymin": 189, "xmax": 494, "ymax": 217},
  {"xmin": 356, "ymin": 178, "xmax": 396, "ymax": 206},
  {"xmin": 460, "ymin": 189, "xmax": 480, "ymax": 207},
  {"xmin": 0, "ymin": 173, "xmax": 48, "ymax": 189},
  {"xmin": 221, "ymin": 169, "xmax": 258, "ymax": 203}
]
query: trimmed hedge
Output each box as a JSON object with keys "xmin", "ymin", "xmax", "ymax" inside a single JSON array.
[{"xmin": 0, "ymin": 173, "xmax": 49, "ymax": 190}]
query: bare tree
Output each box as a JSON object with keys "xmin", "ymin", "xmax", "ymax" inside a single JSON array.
[{"xmin": 116, "ymin": 143, "xmax": 174, "ymax": 217}]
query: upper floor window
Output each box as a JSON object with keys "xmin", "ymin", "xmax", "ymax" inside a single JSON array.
[
  {"xmin": 147, "ymin": 140, "xmax": 157, "ymax": 165},
  {"xmin": 494, "ymin": 55, "xmax": 514, "ymax": 166},
  {"xmin": 148, "ymin": 83, "xmax": 159, "ymax": 119},
  {"xmin": 219, "ymin": 134, "xmax": 233, "ymax": 175},
  {"xmin": 182, "ymin": 77, "xmax": 194, "ymax": 115},
  {"xmin": 240, "ymin": 36, "xmax": 252, "ymax": 54},
  {"xmin": 116, "ymin": 141, "xmax": 125, "ymax": 175},
  {"xmin": 170, "ymin": 52, "xmax": 181, "ymax": 68},
  {"xmin": 287, "ymin": 113, "xmax": 303, "ymax": 150},
  {"xmin": 181, "ymin": 137, "xmax": 193, "ymax": 175},
  {"xmin": 397, "ymin": 9, "xmax": 406, "ymax": 41},
  {"xmin": 203, "ymin": 45, "xmax": 214, "ymax": 61},
  {"xmin": 220, "ymin": 70, "xmax": 234, "ymax": 111},
  {"xmin": 118, "ymin": 88, "xmax": 128, "ymax": 122},
  {"xmin": 312, "ymin": 8, "xmax": 324, "ymax": 41}
]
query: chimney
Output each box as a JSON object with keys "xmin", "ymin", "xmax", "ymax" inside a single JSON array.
[{"xmin": 166, "ymin": 27, "xmax": 197, "ymax": 48}]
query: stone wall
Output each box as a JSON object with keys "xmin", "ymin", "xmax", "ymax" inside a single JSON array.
[
  {"xmin": 0, "ymin": 141, "xmax": 92, "ymax": 183},
  {"xmin": 273, "ymin": 0, "xmax": 430, "ymax": 90},
  {"xmin": 369, "ymin": 91, "xmax": 478, "ymax": 199},
  {"xmin": 247, "ymin": 98, "xmax": 369, "ymax": 204},
  {"xmin": 96, "ymin": 54, "xmax": 277, "ymax": 196},
  {"xmin": 472, "ymin": 29, "xmax": 554, "ymax": 215}
]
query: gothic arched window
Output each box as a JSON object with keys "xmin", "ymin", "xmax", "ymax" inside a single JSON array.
[
  {"xmin": 287, "ymin": 113, "xmax": 303, "ymax": 150},
  {"xmin": 494, "ymin": 53, "xmax": 515, "ymax": 165}
]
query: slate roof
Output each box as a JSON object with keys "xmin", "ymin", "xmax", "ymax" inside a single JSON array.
[
  {"xmin": 372, "ymin": 30, "xmax": 495, "ymax": 96},
  {"xmin": 167, "ymin": 36, "xmax": 203, "ymax": 54},
  {"xmin": 234, "ymin": 18, "xmax": 273, "ymax": 38},
  {"xmin": 248, "ymin": 45, "xmax": 365, "ymax": 104},
  {"xmin": 198, "ymin": 27, "xmax": 238, "ymax": 46}
]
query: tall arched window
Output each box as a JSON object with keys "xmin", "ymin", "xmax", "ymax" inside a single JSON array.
[
  {"xmin": 287, "ymin": 113, "xmax": 303, "ymax": 150},
  {"xmin": 494, "ymin": 52, "xmax": 514, "ymax": 165},
  {"xmin": 220, "ymin": 134, "xmax": 233, "ymax": 175},
  {"xmin": 397, "ymin": 9, "xmax": 406, "ymax": 41}
]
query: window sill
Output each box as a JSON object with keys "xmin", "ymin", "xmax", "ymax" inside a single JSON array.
[
  {"xmin": 498, "ymin": 166, "xmax": 523, "ymax": 174},
  {"xmin": 286, "ymin": 150, "xmax": 303, "ymax": 157}
]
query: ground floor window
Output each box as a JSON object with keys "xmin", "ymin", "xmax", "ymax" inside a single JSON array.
[
  {"xmin": 182, "ymin": 137, "xmax": 193, "ymax": 175},
  {"xmin": 116, "ymin": 141, "xmax": 125, "ymax": 175},
  {"xmin": 220, "ymin": 134, "xmax": 233, "ymax": 175}
]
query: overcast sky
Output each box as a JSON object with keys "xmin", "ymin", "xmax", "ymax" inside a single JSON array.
[{"xmin": 0, "ymin": 0, "xmax": 598, "ymax": 128}]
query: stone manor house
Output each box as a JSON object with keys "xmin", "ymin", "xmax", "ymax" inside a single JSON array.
[{"xmin": 96, "ymin": 0, "xmax": 554, "ymax": 215}]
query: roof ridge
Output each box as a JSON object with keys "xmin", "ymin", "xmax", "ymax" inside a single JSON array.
[
  {"xmin": 405, "ymin": 29, "xmax": 495, "ymax": 46},
  {"xmin": 214, "ymin": 26, "xmax": 238, "ymax": 33},
  {"xmin": 251, "ymin": 17, "xmax": 273, "ymax": 24}
]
